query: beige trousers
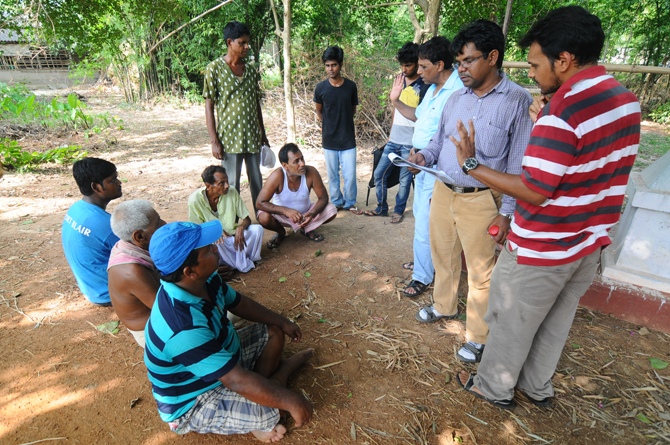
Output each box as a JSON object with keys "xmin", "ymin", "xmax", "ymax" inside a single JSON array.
[{"xmin": 428, "ymin": 181, "xmax": 501, "ymax": 344}]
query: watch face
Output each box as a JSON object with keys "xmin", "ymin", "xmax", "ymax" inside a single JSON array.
[{"xmin": 465, "ymin": 158, "xmax": 478, "ymax": 170}]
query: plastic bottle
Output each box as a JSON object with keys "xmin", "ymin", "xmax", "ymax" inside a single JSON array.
[{"xmin": 488, "ymin": 225, "xmax": 501, "ymax": 258}]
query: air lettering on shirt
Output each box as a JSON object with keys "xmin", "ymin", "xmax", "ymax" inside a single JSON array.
[{"xmin": 64, "ymin": 214, "xmax": 92, "ymax": 237}]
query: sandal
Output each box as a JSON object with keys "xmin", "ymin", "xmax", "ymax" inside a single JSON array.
[
  {"xmin": 363, "ymin": 208, "xmax": 388, "ymax": 217},
  {"xmin": 403, "ymin": 279, "xmax": 428, "ymax": 297},
  {"xmin": 299, "ymin": 229, "xmax": 324, "ymax": 242},
  {"xmin": 390, "ymin": 214, "xmax": 404, "ymax": 224},
  {"xmin": 519, "ymin": 390, "xmax": 552, "ymax": 407},
  {"xmin": 402, "ymin": 261, "xmax": 414, "ymax": 271},
  {"xmin": 415, "ymin": 304, "xmax": 458, "ymax": 323},
  {"xmin": 347, "ymin": 206, "xmax": 364, "ymax": 215},
  {"xmin": 266, "ymin": 233, "xmax": 285, "ymax": 249},
  {"xmin": 457, "ymin": 371, "xmax": 516, "ymax": 410},
  {"xmin": 457, "ymin": 341, "xmax": 485, "ymax": 363}
]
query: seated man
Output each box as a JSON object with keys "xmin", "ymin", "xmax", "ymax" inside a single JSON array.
[
  {"xmin": 145, "ymin": 220, "xmax": 314, "ymax": 442},
  {"xmin": 107, "ymin": 200, "xmax": 165, "ymax": 348},
  {"xmin": 188, "ymin": 165, "xmax": 263, "ymax": 273},
  {"xmin": 62, "ymin": 157, "xmax": 123, "ymax": 306},
  {"xmin": 256, "ymin": 143, "xmax": 337, "ymax": 248}
]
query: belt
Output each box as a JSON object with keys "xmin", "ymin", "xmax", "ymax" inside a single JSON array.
[{"xmin": 443, "ymin": 183, "xmax": 489, "ymax": 194}]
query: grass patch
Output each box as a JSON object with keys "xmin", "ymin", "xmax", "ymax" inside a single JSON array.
[{"xmin": 635, "ymin": 131, "xmax": 670, "ymax": 170}]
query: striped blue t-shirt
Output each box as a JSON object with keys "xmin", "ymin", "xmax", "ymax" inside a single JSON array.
[{"xmin": 144, "ymin": 272, "xmax": 241, "ymax": 422}]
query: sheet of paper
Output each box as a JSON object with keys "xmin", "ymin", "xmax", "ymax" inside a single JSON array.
[{"xmin": 388, "ymin": 152, "xmax": 456, "ymax": 184}]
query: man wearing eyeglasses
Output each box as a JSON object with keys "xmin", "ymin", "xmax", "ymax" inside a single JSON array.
[{"xmin": 408, "ymin": 20, "xmax": 533, "ymax": 366}]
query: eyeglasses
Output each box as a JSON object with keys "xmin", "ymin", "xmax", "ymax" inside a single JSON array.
[{"xmin": 453, "ymin": 53, "xmax": 489, "ymax": 70}]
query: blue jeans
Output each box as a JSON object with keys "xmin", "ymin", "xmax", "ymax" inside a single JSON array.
[
  {"xmin": 373, "ymin": 142, "xmax": 413, "ymax": 215},
  {"xmin": 412, "ymin": 171, "xmax": 436, "ymax": 285},
  {"xmin": 324, "ymin": 148, "xmax": 357, "ymax": 208}
]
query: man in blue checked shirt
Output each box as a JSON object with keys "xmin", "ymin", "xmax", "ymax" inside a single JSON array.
[
  {"xmin": 408, "ymin": 20, "xmax": 533, "ymax": 364},
  {"xmin": 144, "ymin": 219, "xmax": 314, "ymax": 442}
]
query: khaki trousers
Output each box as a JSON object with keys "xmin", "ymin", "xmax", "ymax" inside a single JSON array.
[
  {"xmin": 474, "ymin": 246, "xmax": 600, "ymax": 401},
  {"xmin": 428, "ymin": 181, "xmax": 501, "ymax": 344}
]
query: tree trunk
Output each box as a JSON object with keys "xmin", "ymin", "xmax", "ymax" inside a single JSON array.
[
  {"xmin": 407, "ymin": 0, "xmax": 441, "ymax": 43},
  {"xmin": 502, "ymin": 0, "xmax": 513, "ymax": 38},
  {"xmin": 282, "ymin": 0, "xmax": 295, "ymax": 142},
  {"xmin": 269, "ymin": 0, "xmax": 296, "ymax": 142}
]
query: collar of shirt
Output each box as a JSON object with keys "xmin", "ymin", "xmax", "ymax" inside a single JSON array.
[{"xmin": 458, "ymin": 71, "xmax": 511, "ymax": 99}]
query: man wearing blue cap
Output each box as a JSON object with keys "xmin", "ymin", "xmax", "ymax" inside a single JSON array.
[{"xmin": 145, "ymin": 220, "xmax": 314, "ymax": 442}]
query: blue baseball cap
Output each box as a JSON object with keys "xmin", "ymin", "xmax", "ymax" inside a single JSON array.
[{"xmin": 149, "ymin": 220, "xmax": 222, "ymax": 276}]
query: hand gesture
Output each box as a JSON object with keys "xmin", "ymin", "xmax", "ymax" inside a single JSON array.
[
  {"xmin": 389, "ymin": 74, "xmax": 405, "ymax": 104},
  {"xmin": 450, "ymin": 119, "xmax": 477, "ymax": 166}
]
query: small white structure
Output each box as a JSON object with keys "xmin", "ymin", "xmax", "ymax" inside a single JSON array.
[{"xmin": 602, "ymin": 151, "xmax": 670, "ymax": 294}]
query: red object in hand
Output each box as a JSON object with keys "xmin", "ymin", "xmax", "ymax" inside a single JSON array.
[{"xmin": 488, "ymin": 225, "xmax": 499, "ymax": 237}]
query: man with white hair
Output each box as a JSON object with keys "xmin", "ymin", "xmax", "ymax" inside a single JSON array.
[{"xmin": 108, "ymin": 200, "xmax": 165, "ymax": 347}]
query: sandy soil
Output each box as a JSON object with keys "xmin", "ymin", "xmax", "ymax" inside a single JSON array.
[{"xmin": 1, "ymin": 93, "xmax": 669, "ymax": 445}]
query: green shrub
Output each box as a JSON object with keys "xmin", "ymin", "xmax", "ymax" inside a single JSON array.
[
  {"xmin": 0, "ymin": 138, "xmax": 87, "ymax": 172},
  {"xmin": 649, "ymin": 102, "xmax": 670, "ymax": 125}
]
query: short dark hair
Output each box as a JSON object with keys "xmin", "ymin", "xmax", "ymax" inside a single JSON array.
[
  {"xmin": 224, "ymin": 21, "xmax": 250, "ymax": 42},
  {"xmin": 396, "ymin": 42, "xmax": 419, "ymax": 65},
  {"xmin": 520, "ymin": 6, "xmax": 604, "ymax": 66},
  {"xmin": 201, "ymin": 165, "xmax": 227, "ymax": 184},
  {"xmin": 451, "ymin": 20, "xmax": 505, "ymax": 69},
  {"xmin": 72, "ymin": 157, "xmax": 117, "ymax": 196},
  {"xmin": 418, "ymin": 36, "xmax": 454, "ymax": 68},
  {"xmin": 278, "ymin": 143, "xmax": 301, "ymax": 164},
  {"xmin": 160, "ymin": 248, "xmax": 200, "ymax": 283},
  {"xmin": 322, "ymin": 46, "xmax": 344, "ymax": 65}
]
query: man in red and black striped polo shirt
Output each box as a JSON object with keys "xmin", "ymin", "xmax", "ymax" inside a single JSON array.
[{"xmin": 452, "ymin": 6, "xmax": 641, "ymax": 410}]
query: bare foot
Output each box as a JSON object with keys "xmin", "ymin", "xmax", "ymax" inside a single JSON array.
[
  {"xmin": 271, "ymin": 348, "xmax": 315, "ymax": 386},
  {"xmin": 251, "ymin": 423, "xmax": 287, "ymax": 442}
]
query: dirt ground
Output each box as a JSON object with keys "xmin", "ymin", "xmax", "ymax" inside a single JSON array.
[{"xmin": 1, "ymin": 92, "xmax": 670, "ymax": 445}]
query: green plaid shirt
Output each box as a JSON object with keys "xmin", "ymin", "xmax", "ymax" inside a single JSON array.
[{"xmin": 203, "ymin": 56, "xmax": 262, "ymax": 154}]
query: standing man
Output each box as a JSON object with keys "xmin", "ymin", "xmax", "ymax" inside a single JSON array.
[
  {"xmin": 108, "ymin": 200, "xmax": 165, "ymax": 348},
  {"xmin": 62, "ymin": 157, "xmax": 122, "ymax": 306},
  {"xmin": 188, "ymin": 166, "xmax": 263, "ymax": 273},
  {"xmin": 256, "ymin": 143, "xmax": 338, "ymax": 248},
  {"xmin": 408, "ymin": 21, "xmax": 533, "ymax": 365},
  {"xmin": 204, "ymin": 20, "xmax": 268, "ymax": 209},
  {"xmin": 314, "ymin": 45, "xmax": 359, "ymax": 212},
  {"xmin": 361, "ymin": 42, "xmax": 427, "ymax": 223},
  {"xmin": 455, "ymin": 6, "xmax": 640, "ymax": 409},
  {"xmin": 390, "ymin": 36, "xmax": 463, "ymax": 298}
]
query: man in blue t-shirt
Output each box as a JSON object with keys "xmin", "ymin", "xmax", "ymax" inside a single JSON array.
[
  {"xmin": 314, "ymin": 45, "xmax": 359, "ymax": 211},
  {"xmin": 61, "ymin": 157, "xmax": 123, "ymax": 305},
  {"xmin": 145, "ymin": 220, "xmax": 314, "ymax": 442}
]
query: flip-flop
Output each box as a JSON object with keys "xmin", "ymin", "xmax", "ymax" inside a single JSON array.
[
  {"xmin": 457, "ymin": 371, "xmax": 517, "ymax": 410},
  {"xmin": 348, "ymin": 206, "xmax": 364, "ymax": 215},
  {"xmin": 299, "ymin": 229, "xmax": 324, "ymax": 242},
  {"xmin": 415, "ymin": 304, "xmax": 458, "ymax": 323},
  {"xmin": 363, "ymin": 209, "xmax": 388, "ymax": 217},
  {"xmin": 266, "ymin": 233, "xmax": 285, "ymax": 249},
  {"xmin": 390, "ymin": 214, "xmax": 404, "ymax": 224},
  {"xmin": 402, "ymin": 261, "xmax": 414, "ymax": 271}
]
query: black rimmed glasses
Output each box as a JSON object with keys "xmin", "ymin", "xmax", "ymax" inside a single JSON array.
[{"xmin": 453, "ymin": 52, "xmax": 489, "ymax": 70}]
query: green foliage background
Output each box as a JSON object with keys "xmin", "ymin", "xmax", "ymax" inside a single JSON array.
[{"xmin": 1, "ymin": 0, "xmax": 669, "ymax": 119}]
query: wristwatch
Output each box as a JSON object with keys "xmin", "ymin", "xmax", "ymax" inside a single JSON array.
[
  {"xmin": 499, "ymin": 212, "xmax": 513, "ymax": 220},
  {"xmin": 462, "ymin": 157, "xmax": 479, "ymax": 175}
]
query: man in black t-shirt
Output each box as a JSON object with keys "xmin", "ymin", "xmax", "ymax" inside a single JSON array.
[{"xmin": 313, "ymin": 46, "xmax": 359, "ymax": 211}]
